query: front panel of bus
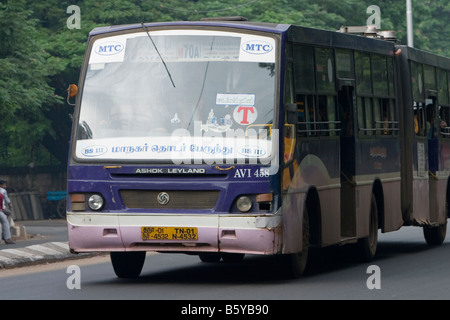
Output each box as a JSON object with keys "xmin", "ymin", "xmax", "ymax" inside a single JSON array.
[{"xmin": 67, "ymin": 25, "xmax": 283, "ymax": 255}]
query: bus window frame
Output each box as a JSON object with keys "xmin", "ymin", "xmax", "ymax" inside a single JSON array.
[
  {"xmin": 291, "ymin": 44, "xmax": 340, "ymax": 138},
  {"xmin": 356, "ymin": 52, "xmax": 398, "ymax": 138}
]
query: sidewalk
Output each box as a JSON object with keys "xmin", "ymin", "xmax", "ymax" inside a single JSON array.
[{"xmin": 0, "ymin": 219, "xmax": 98, "ymax": 269}]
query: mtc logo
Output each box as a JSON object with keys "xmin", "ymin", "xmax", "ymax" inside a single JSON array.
[
  {"xmin": 95, "ymin": 42, "xmax": 124, "ymax": 56},
  {"xmin": 242, "ymin": 41, "xmax": 273, "ymax": 55}
]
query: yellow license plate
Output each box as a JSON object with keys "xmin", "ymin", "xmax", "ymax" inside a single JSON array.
[{"xmin": 141, "ymin": 227, "xmax": 198, "ymax": 241}]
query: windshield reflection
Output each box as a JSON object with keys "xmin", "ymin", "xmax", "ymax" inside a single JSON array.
[{"xmin": 76, "ymin": 32, "xmax": 277, "ymax": 162}]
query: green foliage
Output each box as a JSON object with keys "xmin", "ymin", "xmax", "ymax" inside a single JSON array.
[
  {"xmin": 0, "ymin": 0, "xmax": 62, "ymax": 166},
  {"xmin": 0, "ymin": 0, "xmax": 449, "ymax": 167}
]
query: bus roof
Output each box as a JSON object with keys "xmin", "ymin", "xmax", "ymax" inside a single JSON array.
[
  {"xmin": 89, "ymin": 20, "xmax": 291, "ymax": 37},
  {"xmin": 398, "ymin": 45, "xmax": 450, "ymax": 69},
  {"xmin": 89, "ymin": 19, "xmax": 416, "ymax": 57}
]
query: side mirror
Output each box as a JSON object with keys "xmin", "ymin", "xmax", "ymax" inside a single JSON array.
[
  {"xmin": 67, "ymin": 84, "xmax": 78, "ymax": 106},
  {"xmin": 286, "ymin": 103, "xmax": 298, "ymax": 124}
]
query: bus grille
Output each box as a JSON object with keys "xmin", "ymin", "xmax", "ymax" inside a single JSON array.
[{"xmin": 120, "ymin": 190, "xmax": 220, "ymax": 209}]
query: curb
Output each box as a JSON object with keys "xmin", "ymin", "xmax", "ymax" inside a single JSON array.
[{"xmin": 0, "ymin": 241, "xmax": 98, "ymax": 269}]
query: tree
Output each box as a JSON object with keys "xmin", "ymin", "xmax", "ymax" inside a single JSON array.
[{"xmin": 0, "ymin": 0, "xmax": 62, "ymax": 166}]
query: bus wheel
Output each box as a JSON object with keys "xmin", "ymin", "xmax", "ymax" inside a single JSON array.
[
  {"xmin": 423, "ymin": 221, "xmax": 447, "ymax": 246},
  {"xmin": 110, "ymin": 251, "xmax": 146, "ymax": 278},
  {"xmin": 358, "ymin": 194, "xmax": 378, "ymax": 262},
  {"xmin": 281, "ymin": 209, "xmax": 310, "ymax": 279}
]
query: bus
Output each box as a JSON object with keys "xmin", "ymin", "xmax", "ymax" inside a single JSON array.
[{"xmin": 66, "ymin": 18, "xmax": 450, "ymax": 279}]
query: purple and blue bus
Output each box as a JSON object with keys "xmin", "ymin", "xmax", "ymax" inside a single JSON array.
[{"xmin": 67, "ymin": 18, "xmax": 450, "ymax": 278}]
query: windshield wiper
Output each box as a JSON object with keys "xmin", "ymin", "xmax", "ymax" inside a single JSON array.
[{"xmin": 141, "ymin": 22, "xmax": 176, "ymax": 88}]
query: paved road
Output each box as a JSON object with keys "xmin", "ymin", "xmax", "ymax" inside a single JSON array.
[{"xmin": 0, "ymin": 225, "xmax": 449, "ymax": 300}]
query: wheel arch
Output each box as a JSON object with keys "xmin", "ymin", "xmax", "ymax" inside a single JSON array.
[{"xmin": 305, "ymin": 186, "xmax": 321, "ymax": 246}]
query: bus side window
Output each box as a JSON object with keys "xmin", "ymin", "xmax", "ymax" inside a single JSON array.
[
  {"xmin": 355, "ymin": 52, "xmax": 372, "ymax": 96},
  {"xmin": 317, "ymin": 95, "xmax": 338, "ymax": 136},
  {"xmin": 296, "ymin": 94, "xmax": 314, "ymax": 136},
  {"xmin": 374, "ymin": 98, "xmax": 382, "ymax": 134},
  {"xmin": 296, "ymin": 94, "xmax": 337, "ymax": 137},
  {"xmin": 317, "ymin": 96, "xmax": 328, "ymax": 136},
  {"xmin": 372, "ymin": 55, "xmax": 388, "ymax": 96},
  {"xmin": 414, "ymin": 102, "xmax": 426, "ymax": 136},
  {"xmin": 293, "ymin": 45, "xmax": 314, "ymax": 93},
  {"xmin": 373, "ymin": 98, "xmax": 398, "ymax": 135},
  {"xmin": 440, "ymin": 106, "xmax": 450, "ymax": 137},
  {"xmin": 357, "ymin": 97, "xmax": 374, "ymax": 135},
  {"xmin": 315, "ymin": 48, "xmax": 335, "ymax": 94},
  {"xmin": 381, "ymin": 99, "xmax": 391, "ymax": 135},
  {"xmin": 437, "ymin": 69, "xmax": 449, "ymax": 137}
]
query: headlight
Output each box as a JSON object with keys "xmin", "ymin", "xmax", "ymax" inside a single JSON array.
[
  {"xmin": 88, "ymin": 194, "xmax": 104, "ymax": 211},
  {"xmin": 236, "ymin": 196, "xmax": 252, "ymax": 213}
]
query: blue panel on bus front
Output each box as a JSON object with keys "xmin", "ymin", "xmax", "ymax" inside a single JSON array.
[{"xmin": 67, "ymin": 164, "xmax": 275, "ymax": 213}]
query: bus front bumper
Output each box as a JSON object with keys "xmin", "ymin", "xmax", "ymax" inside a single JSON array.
[{"xmin": 67, "ymin": 213, "xmax": 282, "ymax": 255}]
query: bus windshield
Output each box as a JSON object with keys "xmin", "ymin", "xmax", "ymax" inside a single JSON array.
[{"xmin": 75, "ymin": 29, "xmax": 277, "ymax": 164}]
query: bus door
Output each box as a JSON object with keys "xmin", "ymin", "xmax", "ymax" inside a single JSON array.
[
  {"xmin": 411, "ymin": 99, "xmax": 431, "ymax": 224},
  {"xmin": 338, "ymin": 80, "xmax": 357, "ymax": 239},
  {"xmin": 426, "ymin": 93, "xmax": 441, "ymax": 223}
]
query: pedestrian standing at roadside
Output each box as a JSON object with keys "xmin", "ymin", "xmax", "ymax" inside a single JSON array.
[
  {"xmin": 0, "ymin": 180, "xmax": 13, "ymax": 218},
  {"xmin": 0, "ymin": 192, "xmax": 14, "ymax": 244}
]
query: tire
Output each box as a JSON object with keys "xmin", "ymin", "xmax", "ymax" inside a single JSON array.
[
  {"xmin": 358, "ymin": 194, "xmax": 378, "ymax": 262},
  {"xmin": 281, "ymin": 209, "xmax": 310, "ymax": 279},
  {"xmin": 110, "ymin": 251, "xmax": 146, "ymax": 278},
  {"xmin": 423, "ymin": 221, "xmax": 447, "ymax": 246}
]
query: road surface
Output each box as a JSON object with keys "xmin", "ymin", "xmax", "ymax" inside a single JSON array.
[{"xmin": 0, "ymin": 226, "xmax": 449, "ymax": 301}]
